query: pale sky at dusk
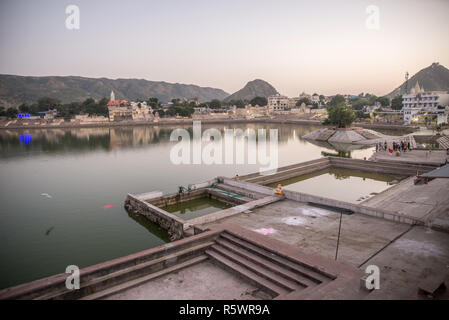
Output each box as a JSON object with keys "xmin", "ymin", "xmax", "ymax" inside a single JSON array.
[{"xmin": 0, "ymin": 0, "xmax": 448, "ymax": 96}]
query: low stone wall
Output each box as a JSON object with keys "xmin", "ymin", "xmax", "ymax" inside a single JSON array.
[
  {"xmin": 328, "ymin": 157, "xmax": 436, "ymax": 176},
  {"xmin": 246, "ymin": 159, "xmax": 331, "ymax": 185},
  {"xmin": 282, "ymin": 189, "xmax": 425, "ymax": 226},
  {"xmin": 221, "ymin": 175, "xmax": 426, "ymax": 226},
  {"xmin": 148, "ymin": 189, "xmax": 207, "ymax": 208},
  {"xmin": 125, "ymin": 194, "xmax": 185, "ymax": 241},
  {"xmin": 126, "ymin": 183, "xmax": 246, "ymax": 241},
  {"xmin": 0, "ymin": 229, "xmax": 220, "ymax": 300}
]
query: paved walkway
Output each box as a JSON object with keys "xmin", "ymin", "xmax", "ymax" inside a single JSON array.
[
  {"xmin": 370, "ymin": 150, "xmax": 448, "ymax": 166},
  {"xmin": 362, "ymin": 176, "xmax": 449, "ymax": 230}
]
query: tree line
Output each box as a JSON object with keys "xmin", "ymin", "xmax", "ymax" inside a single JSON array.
[{"xmin": 0, "ymin": 92, "xmax": 403, "ymax": 121}]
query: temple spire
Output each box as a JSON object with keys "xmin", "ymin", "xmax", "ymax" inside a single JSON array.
[{"xmin": 110, "ymin": 90, "xmax": 115, "ymax": 101}]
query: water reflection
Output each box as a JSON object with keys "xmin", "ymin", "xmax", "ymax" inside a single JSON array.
[
  {"xmin": 0, "ymin": 124, "xmax": 375, "ymax": 159},
  {"xmin": 127, "ymin": 212, "xmax": 170, "ymax": 242}
]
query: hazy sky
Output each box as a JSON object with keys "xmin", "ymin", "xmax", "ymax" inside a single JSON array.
[{"xmin": 0, "ymin": 0, "xmax": 448, "ymax": 96}]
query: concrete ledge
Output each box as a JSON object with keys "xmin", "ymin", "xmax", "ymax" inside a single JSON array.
[
  {"xmin": 187, "ymin": 196, "xmax": 282, "ymax": 227},
  {"xmin": 0, "ymin": 229, "xmax": 221, "ymax": 300},
  {"xmin": 125, "ymin": 194, "xmax": 186, "ymax": 241},
  {"xmin": 282, "ymin": 189, "xmax": 426, "ymax": 226}
]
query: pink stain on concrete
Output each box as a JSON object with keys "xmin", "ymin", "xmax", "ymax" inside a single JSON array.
[{"xmin": 253, "ymin": 228, "xmax": 277, "ymax": 235}]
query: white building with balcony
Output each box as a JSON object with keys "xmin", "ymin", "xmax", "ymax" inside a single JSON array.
[{"xmin": 402, "ymin": 82, "xmax": 449, "ymax": 124}]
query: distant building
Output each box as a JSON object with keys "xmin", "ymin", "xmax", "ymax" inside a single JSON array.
[
  {"xmin": 402, "ymin": 82, "xmax": 449, "ymax": 124},
  {"xmin": 130, "ymin": 101, "xmax": 154, "ymax": 121},
  {"xmin": 107, "ymin": 90, "xmax": 133, "ymax": 121},
  {"xmin": 268, "ymin": 94, "xmax": 289, "ymax": 111}
]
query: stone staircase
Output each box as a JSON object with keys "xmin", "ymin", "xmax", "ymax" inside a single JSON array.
[
  {"xmin": 1, "ymin": 225, "xmax": 361, "ymax": 300},
  {"xmin": 0, "ymin": 231, "xmax": 218, "ymax": 300},
  {"xmin": 358, "ymin": 130, "xmax": 381, "ymax": 140},
  {"xmin": 205, "ymin": 231, "xmax": 333, "ymax": 299},
  {"xmin": 242, "ymin": 158, "xmax": 331, "ymax": 185},
  {"xmin": 316, "ymin": 129, "xmax": 336, "ymax": 141},
  {"xmin": 437, "ymin": 136, "xmax": 449, "ymax": 149}
]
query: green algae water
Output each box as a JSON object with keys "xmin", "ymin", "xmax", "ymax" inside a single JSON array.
[
  {"xmin": 0, "ymin": 123, "xmax": 387, "ymax": 289},
  {"xmin": 163, "ymin": 198, "xmax": 232, "ymax": 220}
]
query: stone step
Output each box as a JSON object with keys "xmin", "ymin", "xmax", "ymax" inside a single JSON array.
[
  {"xmin": 80, "ymin": 255, "xmax": 208, "ymax": 300},
  {"xmin": 316, "ymin": 129, "xmax": 336, "ymax": 141},
  {"xmin": 205, "ymin": 249, "xmax": 288, "ymax": 298},
  {"xmin": 215, "ymin": 238, "xmax": 314, "ymax": 288},
  {"xmin": 220, "ymin": 232, "xmax": 332, "ymax": 284},
  {"xmin": 249, "ymin": 166, "xmax": 330, "ymax": 186},
  {"xmin": 245, "ymin": 161, "xmax": 330, "ymax": 184},
  {"xmin": 210, "ymin": 184, "xmax": 266, "ymax": 200},
  {"xmin": 34, "ymin": 241, "xmax": 214, "ymax": 300},
  {"xmin": 209, "ymin": 244, "xmax": 300, "ymax": 291},
  {"xmin": 240, "ymin": 159, "xmax": 329, "ymax": 181},
  {"xmin": 276, "ymin": 281, "xmax": 326, "ymax": 300}
]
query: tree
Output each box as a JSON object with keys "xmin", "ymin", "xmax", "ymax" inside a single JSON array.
[
  {"xmin": 324, "ymin": 103, "xmax": 356, "ymax": 128},
  {"xmin": 391, "ymin": 95, "xmax": 403, "ymax": 110},
  {"xmin": 19, "ymin": 103, "xmax": 31, "ymax": 113},
  {"xmin": 350, "ymin": 98, "xmax": 366, "ymax": 110},
  {"xmin": 355, "ymin": 110, "xmax": 370, "ymax": 119},
  {"xmin": 296, "ymin": 97, "xmax": 311, "ymax": 106},
  {"xmin": 376, "ymin": 96, "xmax": 390, "ymax": 107},
  {"xmin": 37, "ymin": 97, "xmax": 61, "ymax": 111},
  {"xmin": 327, "ymin": 95, "xmax": 345, "ymax": 107},
  {"xmin": 209, "ymin": 99, "xmax": 222, "ymax": 109},
  {"xmin": 234, "ymin": 100, "xmax": 246, "ymax": 109},
  {"xmin": 5, "ymin": 107, "xmax": 18, "ymax": 118},
  {"xmin": 148, "ymin": 97, "xmax": 159, "ymax": 108},
  {"xmin": 249, "ymin": 96, "xmax": 267, "ymax": 106}
]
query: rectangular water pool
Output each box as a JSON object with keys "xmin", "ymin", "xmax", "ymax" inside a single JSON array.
[{"xmin": 270, "ymin": 168, "xmax": 396, "ymax": 203}]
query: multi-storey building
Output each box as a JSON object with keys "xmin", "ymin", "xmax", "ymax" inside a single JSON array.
[
  {"xmin": 268, "ymin": 94, "xmax": 290, "ymax": 111},
  {"xmin": 402, "ymin": 82, "xmax": 449, "ymax": 124}
]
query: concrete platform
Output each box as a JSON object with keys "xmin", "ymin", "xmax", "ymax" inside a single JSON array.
[
  {"xmin": 105, "ymin": 261, "xmax": 268, "ymax": 300},
  {"xmin": 200, "ymin": 201, "xmax": 449, "ymax": 299},
  {"xmin": 370, "ymin": 150, "xmax": 448, "ymax": 166},
  {"xmin": 362, "ymin": 176, "xmax": 449, "ymax": 228},
  {"xmin": 202, "ymin": 200, "xmax": 410, "ymax": 267},
  {"xmin": 361, "ymin": 226, "xmax": 449, "ymax": 300}
]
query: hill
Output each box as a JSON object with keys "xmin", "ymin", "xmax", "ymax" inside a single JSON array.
[
  {"xmin": 386, "ymin": 62, "xmax": 449, "ymax": 98},
  {"xmin": 224, "ymin": 79, "xmax": 278, "ymax": 102},
  {"xmin": 0, "ymin": 75, "xmax": 229, "ymax": 108}
]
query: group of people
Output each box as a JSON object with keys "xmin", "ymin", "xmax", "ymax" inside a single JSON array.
[{"xmin": 375, "ymin": 140, "xmax": 412, "ymax": 153}]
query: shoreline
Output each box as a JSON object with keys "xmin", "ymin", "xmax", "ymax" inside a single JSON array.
[{"xmin": 0, "ymin": 117, "xmax": 418, "ymax": 132}]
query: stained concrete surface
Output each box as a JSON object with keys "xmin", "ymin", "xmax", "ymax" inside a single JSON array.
[
  {"xmin": 370, "ymin": 149, "xmax": 448, "ymax": 166},
  {"xmin": 362, "ymin": 176, "xmax": 449, "ymax": 225},
  {"xmin": 201, "ymin": 198, "xmax": 449, "ymax": 299},
  {"xmin": 361, "ymin": 226, "xmax": 449, "ymax": 299},
  {"xmin": 105, "ymin": 260, "xmax": 270, "ymax": 300},
  {"xmin": 202, "ymin": 200, "xmax": 410, "ymax": 267}
]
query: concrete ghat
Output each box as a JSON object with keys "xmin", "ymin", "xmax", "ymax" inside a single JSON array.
[
  {"xmin": 186, "ymin": 196, "xmax": 282, "ymax": 227},
  {"xmin": 220, "ymin": 177, "xmax": 425, "ymax": 226}
]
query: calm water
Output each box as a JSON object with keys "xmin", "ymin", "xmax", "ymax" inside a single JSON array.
[
  {"xmin": 163, "ymin": 198, "xmax": 232, "ymax": 220},
  {"xmin": 270, "ymin": 168, "xmax": 395, "ymax": 203},
  {"xmin": 0, "ymin": 123, "xmax": 378, "ymax": 289}
]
